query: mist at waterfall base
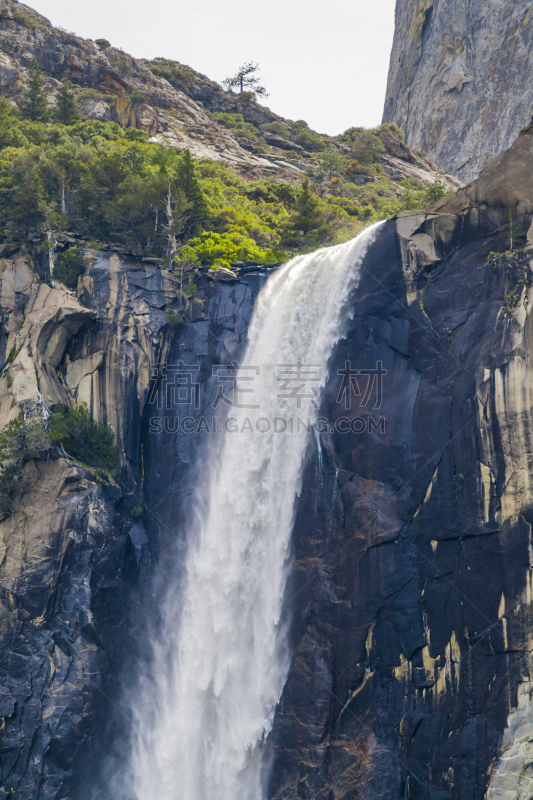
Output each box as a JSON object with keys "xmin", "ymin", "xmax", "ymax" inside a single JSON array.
[{"xmin": 111, "ymin": 223, "xmax": 384, "ymax": 800}]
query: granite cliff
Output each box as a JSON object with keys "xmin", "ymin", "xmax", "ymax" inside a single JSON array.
[{"xmin": 384, "ymin": 0, "xmax": 533, "ymax": 182}]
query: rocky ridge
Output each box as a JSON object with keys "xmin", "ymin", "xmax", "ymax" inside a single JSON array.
[{"xmin": 0, "ymin": 0, "xmax": 458, "ymax": 190}]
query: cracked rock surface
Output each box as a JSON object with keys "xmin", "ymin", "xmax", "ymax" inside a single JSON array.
[{"xmin": 384, "ymin": 0, "xmax": 533, "ymax": 182}]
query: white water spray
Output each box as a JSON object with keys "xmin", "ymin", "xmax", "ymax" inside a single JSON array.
[{"xmin": 125, "ymin": 223, "xmax": 383, "ymax": 800}]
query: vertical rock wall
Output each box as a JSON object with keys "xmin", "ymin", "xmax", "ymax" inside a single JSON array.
[{"xmin": 383, "ymin": 0, "xmax": 533, "ymax": 182}]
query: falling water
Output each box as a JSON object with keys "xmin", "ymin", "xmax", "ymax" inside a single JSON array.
[{"xmin": 125, "ymin": 223, "xmax": 383, "ymax": 800}]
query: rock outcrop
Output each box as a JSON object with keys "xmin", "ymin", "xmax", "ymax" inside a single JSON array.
[{"xmin": 384, "ymin": 0, "xmax": 533, "ymax": 182}]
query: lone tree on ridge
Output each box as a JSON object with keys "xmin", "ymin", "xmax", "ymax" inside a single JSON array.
[{"xmin": 223, "ymin": 62, "xmax": 269, "ymax": 97}]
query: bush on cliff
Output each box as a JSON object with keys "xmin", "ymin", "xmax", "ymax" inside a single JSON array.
[
  {"xmin": 0, "ymin": 413, "xmax": 54, "ymax": 513},
  {"xmin": 49, "ymin": 404, "xmax": 119, "ymax": 474},
  {"xmin": 54, "ymin": 246, "xmax": 85, "ymax": 289},
  {"xmin": 180, "ymin": 230, "xmax": 276, "ymax": 269},
  {"xmin": 0, "ymin": 406, "xmax": 119, "ymax": 512}
]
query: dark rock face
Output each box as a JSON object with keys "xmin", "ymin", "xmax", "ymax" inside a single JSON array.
[
  {"xmin": 0, "ymin": 459, "xmax": 128, "ymax": 800},
  {"xmin": 267, "ymin": 137, "xmax": 533, "ymax": 796},
  {"xmin": 384, "ymin": 0, "xmax": 533, "ymax": 182}
]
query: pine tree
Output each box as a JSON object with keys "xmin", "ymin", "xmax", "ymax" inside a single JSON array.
[
  {"xmin": 223, "ymin": 63, "xmax": 269, "ymax": 97},
  {"xmin": 55, "ymin": 79, "xmax": 80, "ymax": 125},
  {"xmin": 293, "ymin": 178, "xmax": 323, "ymax": 234},
  {"xmin": 21, "ymin": 59, "xmax": 51, "ymax": 122},
  {"xmin": 505, "ymin": 207, "xmax": 526, "ymax": 251},
  {"xmin": 177, "ymin": 149, "xmax": 208, "ymax": 232}
]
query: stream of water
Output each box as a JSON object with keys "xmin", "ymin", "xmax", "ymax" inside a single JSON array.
[{"xmin": 125, "ymin": 223, "xmax": 383, "ymax": 800}]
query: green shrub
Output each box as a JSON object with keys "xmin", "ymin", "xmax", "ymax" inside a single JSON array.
[
  {"xmin": 54, "ymin": 247, "xmax": 85, "ymax": 289},
  {"xmin": 340, "ymin": 127, "xmax": 386, "ymax": 164},
  {"xmin": 124, "ymin": 127, "xmax": 149, "ymax": 142},
  {"xmin": 238, "ymin": 91, "xmax": 256, "ymax": 103},
  {"xmin": 0, "ymin": 413, "xmax": 52, "ymax": 462},
  {"xmin": 0, "ymin": 412, "xmax": 54, "ymax": 513},
  {"xmin": 165, "ymin": 311, "xmax": 183, "ymax": 326},
  {"xmin": 379, "ymin": 122, "xmax": 405, "ymax": 141},
  {"xmin": 292, "ymin": 130, "xmax": 326, "ymax": 152},
  {"xmin": 50, "ymin": 404, "xmax": 119, "ymax": 474},
  {"xmin": 78, "ymin": 89, "xmax": 115, "ymax": 102},
  {"xmin": 148, "ymin": 60, "xmax": 196, "ymax": 91},
  {"xmin": 180, "ymin": 230, "xmax": 275, "ymax": 269},
  {"xmin": 129, "ymin": 89, "xmax": 149, "ymax": 105},
  {"xmin": 259, "ymin": 122, "xmax": 289, "ymax": 139},
  {"xmin": 13, "ymin": 9, "xmax": 44, "ymax": 27}
]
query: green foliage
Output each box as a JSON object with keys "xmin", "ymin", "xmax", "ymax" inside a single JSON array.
[
  {"xmin": 320, "ymin": 148, "xmax": 346, "ymax": 179},
  {"xmin": 259, "ymin": 122, "xmax": 289, "ymax": 139},
  {"xmin": 177, "ymin": 149, "xmax": 208, "ymax": 232},
  {"xmin": 0, "ymin": 413, "xmax": 52, "ymax": 462},
  {"xmin": 54, "ymin": 246, "xmax": 85, "ymax": 289},
  {"xmin": 292, "ymin": 129, "xmax": 326, "ymax": 152},
  {"xmin": 78, "ymin": 89, "xmax": 115, "ymax": 102},
  {"xmin": 340, "ymin": 127, "xmax": 386, "ymax": 164},
  {"xmin": 212, "ymin": 112, "xmax": 259, "ymax": 142},
  {"xmin": 379, "ymin": 122, "xmax": 405, "ymax": 141},
  {"xmin": 180, "ymin": 230, "xmax": 275, "ymax": 269},
  {"xmin": 21, "ymin": 59, "xmax": 52, "ymax": 122},
  {"xmin": 129, "ymin": 89, "xmax": 149, "ymax": 104},
  {"xmin": 505, "ymin": 208, "xmax": 527, "ymax": 251},
  {"xmin": 238, "ymin": 91, "xmax": 257, "ymax": 103},
  {"xmin": 124, "ymin": 128, "xmax": 149, "ymax": 142},
  {"xmin": 49, "ymin": 404, "xmax": 119, "ymax": 473},
  {"xmin": 0, "ymin": 413, "xmax": 51, "ymax": 514},
  {"xmin": 55, "ymin": 80, "xmax": 81, "ymax": 125},
  {"xmin": 0, "ymin": 150, "xmax": 51, "ymax": 240},
  {"xmin": 148, "ymin": 59, "xmax": 197, "ymax": 91},
  {"xmin": 0, "ymin": 95, "xmax": 456, "ymax": 260},
  {"xmin": 424, "ymin": 178, "xmax": 448, "ymax": 204},
  {"xmin": 165, "ymin": 311, "xmax": 183, "ymax": 326},
  {"xmin": 0, "ymin": 98, "xmax": 29, "ymax": 149},
  {"xmin": 283, "ymin": 178, "xmax": 335, "ymax": 245},
  {"xmin": 13, "ymin": 9, "xmax": 44, "ymax": 27}
]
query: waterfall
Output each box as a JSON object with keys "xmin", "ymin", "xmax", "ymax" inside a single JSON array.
[
  {"xmin": 124, "ymin": 222, "xmax": 383, "ymax": 800},
  {"xmin": 46, "ymin": 230, "xmax": 56, "ymax": 278}
]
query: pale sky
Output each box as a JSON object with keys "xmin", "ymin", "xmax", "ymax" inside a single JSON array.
[{"xmin": 26, "ymin": 0, "xmax": 397, "ymax": 136}]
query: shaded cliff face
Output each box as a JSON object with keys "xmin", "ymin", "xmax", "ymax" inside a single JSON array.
[
  {"xmin": 384, "ymin": 0, "xmax": 533, "ymax": 182},
  {"xmin": 267, "ymin": 128, "xmax": 533, "ymax": 799}
]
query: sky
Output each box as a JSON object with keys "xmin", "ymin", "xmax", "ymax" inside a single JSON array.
[{"xmin": 26, "ymin": 0, "xmax": 397, "ymax": 136}]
